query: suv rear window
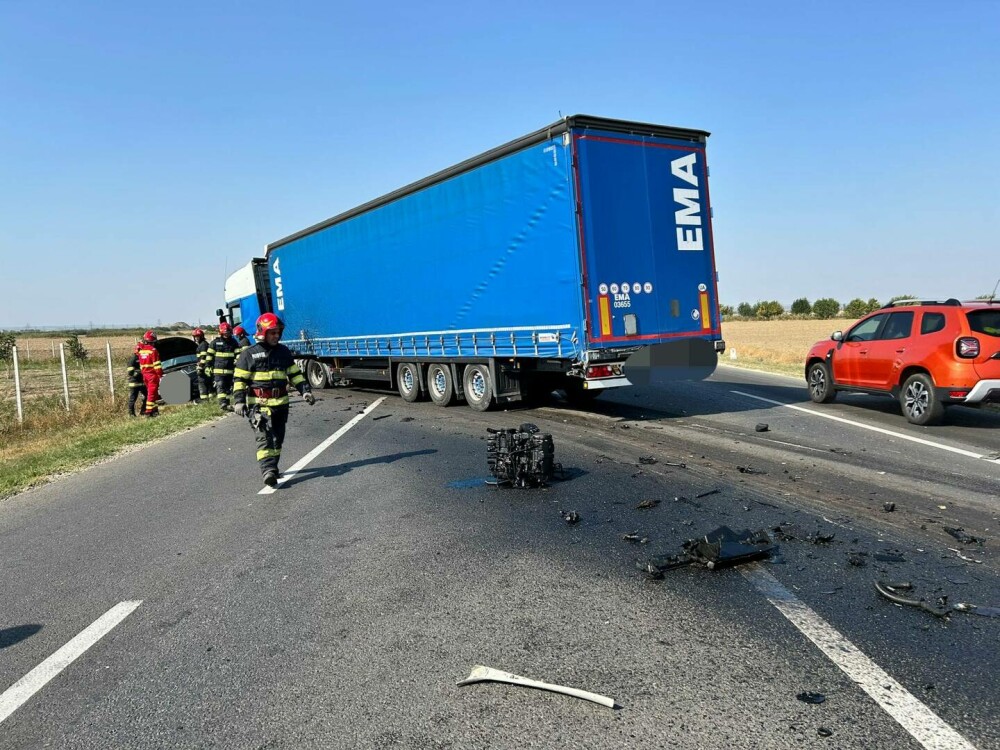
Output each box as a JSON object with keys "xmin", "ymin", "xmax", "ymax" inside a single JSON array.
[
  {"xmin": 967, "ymin": 310, "xmax": 1000, "ymax": 337},
  {"xmin": 921, "ymin": 312, "xmax": 946, "ymax": 334}
]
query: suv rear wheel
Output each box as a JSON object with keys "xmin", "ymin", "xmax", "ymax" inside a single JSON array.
[
  {"xmin": 900, "ymin": 373, "xmax": 944, "ymax": 425},
  {"xmin": 807, "ymin": 362, "xmax": 837, "ymax": 403}
]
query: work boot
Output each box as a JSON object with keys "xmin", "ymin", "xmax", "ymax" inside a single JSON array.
[{"xmin": 263, "ymin": 470, "xmax": 278, "ymax": 488}]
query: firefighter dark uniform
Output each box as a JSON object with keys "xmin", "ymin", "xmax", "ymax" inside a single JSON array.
[
  {"xmin": 234, "ymin": 327, "xmax": 252, "ymax": 357},
  {"xmin": 233, "ymin": 315, "xmax": 312, "ymax": 486},
  {"xmin": 194, "ymin": 330, "xmax": 213, "ymax": 402},
  {"xmin": 206, "ymin": 326, "xmax": 239, "ymax": 411},
  {"xmin": 125, "ymin": 346, "xmax": 147, "ymax": 417},
  {"xmin": 136, "ymin": 335, "xmax": 162, "ymax": 417}
]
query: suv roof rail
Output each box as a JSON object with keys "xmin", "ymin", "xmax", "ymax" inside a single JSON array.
[
  {"xmin": 882, "ymin": 298, "xmax": 962, "ymax": 308},
  {"xmin": 965, "ymin": 298, "xmax": 1000, "ymax": 305}
]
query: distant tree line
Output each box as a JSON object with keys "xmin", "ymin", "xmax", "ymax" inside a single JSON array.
[{"xmin": 716, "ymin": 293, "xmax": 983, "ymax": 321}]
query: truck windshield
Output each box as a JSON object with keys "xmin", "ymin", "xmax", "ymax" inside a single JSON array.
[{"xmin": 967, "ymin": 309, "xmax": 1000, "ymax": 337}]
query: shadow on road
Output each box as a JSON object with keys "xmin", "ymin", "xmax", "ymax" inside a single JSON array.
[
  {"xmin": 282, "ymin": 449, "xmax": 438, "ymax": 488},
  {"xmin": 0, "ymin": 623, "xmax": 43, "ymax": 649}
]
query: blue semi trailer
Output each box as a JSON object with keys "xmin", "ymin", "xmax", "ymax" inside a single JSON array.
[{"xmin": 220, "ymin": 115, "xmax": 725, "ymax": 411}]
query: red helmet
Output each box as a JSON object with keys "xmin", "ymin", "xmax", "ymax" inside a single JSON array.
[
  {"xmin": 255, "ymin": 312, "xmax": 284, "ymax": 341},
  {"xmin": 192, "ymin": 328, "xmax": 204, "ymax": 338},
  {"xmin": 143, "ymin": 330, "xmax": 157, "ymax": 343},
  {"xmin": 233, "ymin": 325, "xmax": 247, "ymax": 337},
  {"xmin": 219, "ymin": 322, "xmax": 232, "ymax": 335}
]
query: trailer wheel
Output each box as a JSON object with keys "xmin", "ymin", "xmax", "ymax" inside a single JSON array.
[
  {"xmin": 306, "ymin": 360, "xmax": 329, "ymax": 389},
  {"xmin": 397, "ymin": 362, "xmax": 422, "ymax": 402},
  {"xmin": 462, "ymin": 364, "xmax": 493, "ymax": 411},
  {"xmin": 426, "ymin": 363, "xmax": 454, "ymax": 406}
]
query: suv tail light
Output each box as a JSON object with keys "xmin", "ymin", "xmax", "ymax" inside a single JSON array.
[{"xmin": 956, "ymin": 337, "xmax": 980, "ymax": 358}]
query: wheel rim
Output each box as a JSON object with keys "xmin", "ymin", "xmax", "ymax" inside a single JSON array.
[
  {"xmin": 469, "ymin": 370, "xmax": 486, "ymax": 401},
  {"xmin": 809, "ymin": 367, "xmax": 826, "ymax": 398},
  {"xmin": 904, "ymin": 381, "xmax": 929, "ymax": 417},
  {"xmin": 431, "ymin": 368, "xmax": 446, "ymax": 397},
  {"xmin": 401, "ymin": 368, "xmax": 414, "ymax": 394}
]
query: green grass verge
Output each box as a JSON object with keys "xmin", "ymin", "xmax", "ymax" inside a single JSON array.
[
  {"xmin": 0, "ymin": 403, "xmax": 223, "ymax": 499},
  {"xmin": 719, "ymin": 355, "xmax": 804, "ymax": 378}
]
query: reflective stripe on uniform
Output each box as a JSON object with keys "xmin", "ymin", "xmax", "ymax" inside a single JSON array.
[
  {"xmin": 251, "ymin": 370, "xmax": 290, "ymax": 381},
  {"xmin": 246, "ymin": 395, "xmax": 290, "ymax": 407},
  {"xmin": 256, "ymin": 448, "xmax": 281, "ymax": 460}
]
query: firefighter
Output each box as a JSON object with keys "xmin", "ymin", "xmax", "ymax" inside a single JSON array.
[
  {"xmin": 234, "ymin": 325, "xmax": 252, "ymax": 356},
  {"xmin": 233, "ymin": 313, "xmax": 315, "ymax": 487},
  {"xmin": 136, "ymin": 331, "xmax": 162, "ymax": 417},
  {"xmin": 193, "ymin": 328, "xmax": 213, "ymax": 403},
  {"xmin": 206, "ymin": 322, "xmax": 239, "ymax": 411},
  {"xmin": 125, "ymin": 342, "xmax": 147, "ymax": 417}
]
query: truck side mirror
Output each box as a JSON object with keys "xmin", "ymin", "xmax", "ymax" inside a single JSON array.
[
  {"xmin": 216, "ymin": 309, "xmax": 224, "ymax": 317},
  {"xmin": 831, "ymin": 331, "xmax": 843, "ymax": 341}
]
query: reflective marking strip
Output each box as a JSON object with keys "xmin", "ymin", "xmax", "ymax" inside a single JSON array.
[
  {"xmin": 259, "ymin": 396, "xmax": 386, "ymax": 495},
  {"xmin": 699, "ymin": 292, "xmax": 710, "ymax": 329},
  {"xmin": 731, "ymin": 390, "xmax": 998, "ymax": 463},
  {"xmin": 743, "ymin": 565, "xmax": 977, "ymax": 750},
  {"xmin": 599, "ymin": 295, "xmax": 612, "ymax": 336},
  {"xmin": 0, "ymin": 601, "xmax": 142, "ymax": 725}
]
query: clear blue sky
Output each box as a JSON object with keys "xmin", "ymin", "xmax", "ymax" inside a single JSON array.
[{"xmin": 2, "ymin": 0, "xmax": 997, "ymax": 328}]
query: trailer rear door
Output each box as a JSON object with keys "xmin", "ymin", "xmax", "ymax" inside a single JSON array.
[{"xmin": 572, "ymin": 129, "xmax": 721, "ymax": 348}]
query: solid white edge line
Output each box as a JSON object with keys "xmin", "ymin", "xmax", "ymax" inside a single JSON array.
[
  {"xmin": 0, "ymin": 600, "xmax": 142, "ymax": 725},
  {"xmin": 731, "ymin": 390, "xmax": 993, "ymax": 462},
  {"xmin": 258, "ymin": 396, "xmax": 387, "ymax": 494},
  {"xmin": 742, "ymin": 566, "xmax": 977, "ymax": 750}
]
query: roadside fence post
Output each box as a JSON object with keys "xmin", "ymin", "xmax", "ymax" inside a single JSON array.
[
  {"xmin": 105, "ymin": 341, "xmax": 115, "ymax": 398},
  {"xmin": 13, "ymin": 345, "xmax": 24, "ymax": 424},
  {"xmin": 51, "ymin": 341, "xmax": 56, "ymax": 358},
  {"xmin": 59, "ymin": 342, "xmax": 70, "ymax": 411}
]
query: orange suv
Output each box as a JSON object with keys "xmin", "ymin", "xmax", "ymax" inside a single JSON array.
[{"xmin": 804, "ymin": 299, "xmax": 1000, "ymax": 425}]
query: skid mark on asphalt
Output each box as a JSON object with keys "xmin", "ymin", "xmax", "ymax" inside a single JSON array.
[
  {"xmin": 743, "ymin": 565, "xmax": 977, "ymax": 750},
  {"xmin": 732, "ymin": 390, "xmax": 1000, "ymax": 464},
  {"xmin": 0, "ymin": 601, "xmax": 142, "ymax": 725},
  {"xmin": 259, "ymin": 396, "xmax": 387, "ymax": 495}
]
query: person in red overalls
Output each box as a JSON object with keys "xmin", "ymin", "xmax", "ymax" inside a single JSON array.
[{"xmin": 136, "ymin": 330, "xmax": 163, "ymax": 417}]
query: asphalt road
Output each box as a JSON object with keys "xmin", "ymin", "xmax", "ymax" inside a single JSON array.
[{"xmin": 1, "ymin": 365, "xmax": 997, "ymax": 749}]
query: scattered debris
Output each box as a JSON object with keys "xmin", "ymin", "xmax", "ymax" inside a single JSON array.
[
  {"xmin": 664, "ymin": 460, "xmax": 688, "ymax": 468},
  {"xmin": 797, "ymin": 692, "xmax": 826, "ymax": 705},
  {"xmin": 622, "ymin": 531, "xmax": 648, "ymax": 544},
  {"xmin": 737, "ymin": 466, "xmax": 767, "ymax": 475},
  {"xmin": 953, "ymin": 603, "xmax": 1000, "ymax": 618},
  {"xmin": 944, "ymin": 527, "xmax": 985, "ymax": 545},
  {"xmin": 401, "ymin": 416, "xmax": 415, "ymax": 422},
  {"xmin": 948, "ymin": 548, "xmax": 985, "ymax": 564},
  {"xmin": 645, "ymin": 526, "xmax": 775, "ymax": 573},
  {"xmin": 695, "ymin": 488, "xmax": 721, "ymax": 499},
  {"xmin": 636, "ymin": 499, "xmax": 660, "ymax": 510},
  {"xmin": 755, "ymin": 423, "xmax": 769, "ymax": 432},
  {"xmin": 638, "ymin": 456, "xmax": 658, "ymax": 465},
  {"xmin": 560, "ymin": 510, "xmax": 580, "ymax": 525},
  {"xmin": 874, "ymin": 581, "xmax": 951, "ymax": 618},
  {"xmin": 817, "ymin": 727, "xmax": 833, "ymax": 738},
  {"xmin": 847, "ymin": 554, "xmax": 868, "ymax": 568},
  {"xmin": 773, "ymin": 524, "xmax": 835, "ymax": 544},
  {"xmin": 883, "ymin": 502, "xmax": 896, "ymax": 512},
  {"xmin": 486, "ymin": 424, "xmax": 556, "ymax": 488},
  {"xmin": 372, "ymin": 414, "xmax": 392, "ymax": 421},
  {"xmin": 636, "ymin": 561, "xmax": 664, "ymax": 580},
  {"xmin": 456, "ymin": 665, "xmax": 617, "ymax": 708}
]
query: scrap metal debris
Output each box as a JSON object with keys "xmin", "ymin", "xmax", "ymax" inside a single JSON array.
[
  {"xmin": 636, "ymin": 499, "xmax": 661, "ymax": 510},
  {"xmin": 954, "ymin": 603, "xmax": 1000, "ymax": 618},
  {"xmin": 948, "ymin": 548, "xmax": 985, "ymax": 564},
  {"xmin": 883, "ymin": 502, "xmax": 896, "ymax": 512},
  {"xmin": 638, "ymin": 456, "xmax": 658, "ymax": 465},
  {"xmin": 622, "ymin": 531, "xmax": 649, "ymax": 544},
  {"xmin": 695, "ymin": 488, "xmax": 721, "ymax": 499},
  {"xmin": 400, "ymin": 416, "xmax": 415, "ymax": 422},
  {"xmin": 772, "ymin": 523, "xmax": 835, "ymax": 544},
  {"xmin": 874, "ymin": 581, "xmax": 951, "ymax": 618},
  {"xmin": 486, "ymin": 424, "xmax": 556, "ymax": 488},
  {"xmin": 636, "ymin": 561, "xmax": 664, "ymax": 580},
  {"xmin": 737, "ymin": 465, "xmax": 768, "ymax": 475},
  {"xmin": 797, "ymin": 692, "xmax": 826, "ymax": 705},
  {"xmin": 755, "ymin": 423, "xmax": 769, "ymax": 432},
  {"xmin": 644, "ymin": 526, "xmax": 775, "ymax": 574},
  {"xmin": 456, "ymin": 665, "xmax": 617, "ymax": 709},
  {"xmin": 560, "ymin": 510, "xmax": 580, "ymax": 525},
  {"xmin": 847, "ymin": 554, "xmax": 868, "ymax": 567},
  {"xmin": 944, "ymin": 527, "xmax": 985, "ymax": 545},
  {"xmin": 817, "ymin": 727, "xmax": 833, "ymax": 738}
]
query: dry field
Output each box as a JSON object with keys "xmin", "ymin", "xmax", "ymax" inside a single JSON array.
[
  {"xmin": 12, "ymin": 334, "xmax": 177, "ymax": 362},
  {"xmin": 720, "ymin": 318, "xmax": 857, "ymax": 376}
]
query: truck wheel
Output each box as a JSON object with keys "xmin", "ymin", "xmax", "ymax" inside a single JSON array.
[
  {"xmin": 397, "ymin": 363, "xmax": 422, "ymax": 402},
  {"xmin": 426, "ymin": 363, "xmax": 454, "ymax": 406},
  {"xmin": 462, "ymin": 364, "xmax": 493, "ymax": 411},
  {"xmin": 807, "ymin": 362, "xmax": 836, "ymax": 403},
  {"xmin": 900, "ymin": 372, "xmax": 944, "ymax": 425},
  {"xmin": 306, "ymin": 360, "xmax": 328, "ymax": 389}
]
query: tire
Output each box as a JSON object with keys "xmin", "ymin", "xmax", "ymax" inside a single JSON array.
[
  {"xmin": 426, "ymin": 363, "xmax": 454, "ymax": 406},
  {"xmin": 462, "ymin": 364, "xmax": 493, "ymax": 412},
  {"xmin": 397, "ymin": 362, "xmax": 422, "ymax": 403},
  {"xmin": 900, "ymin": 372, "xmax": 944, "ymax": 425},
  {"xmin": 306, "ymin": 360, "xmax": 328, "ymax": 389},
  {"xmin": 807, "ymin": 361, "xmax": 837, "ymax": 403}
]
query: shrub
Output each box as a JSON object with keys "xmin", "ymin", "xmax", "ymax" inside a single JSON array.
[
  {"xmin": 813, "ymin": 298, "xmax": 841, "ymax": 319},
  {"xmin": 737, "ymin": 302, "xmax": 755, "ymax": 318},
  {"xmin": 865, "ymin": 297, "xmax": 882, "ymax": 313},
  {"xmin": 65, "ymin": 334, "xmax": 89, "ymax": 362},
  {"xmin": 0, "ymin": 331, "xmax": 15, "ymax": 363},
  {"xmin": 790, "ymin": 298, "xmax": 812, "ymax": 315},
  {"xmin": 843, "ymin": 298, "xmax": 869, "ymax": 318},
  {"xmin": 719, "ymin": 305, "xmax": 735, "ymax": 319},
  {"xmin": 754, "ymin": 300, "xmax": 785, "ymax": 320}
]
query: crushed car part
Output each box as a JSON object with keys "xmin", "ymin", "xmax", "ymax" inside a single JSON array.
[
  {"xmin": 797, "ymin": 692, "xmax": 826, "ymax": 705},
  {"xmin": 636, "ymin": 499, "xmax": 660, "ymax": 510},
  {"xmin": 456, "ymin": 665, "xmax": 616, "ymax": 709},
  {"xmin": 560, "ymin": 510, "xmax": 580, "ymax": 525},
  {"xmin": 486, "ymin": 423, "xmax": 555, "ymax": 488},
  {"xmin": 944, "ymin": 527, "xmax": 985, "ymax": 545},
  {"xmin": 873, "ymin": 581, "xmax": 951, "ymax": 618}
]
